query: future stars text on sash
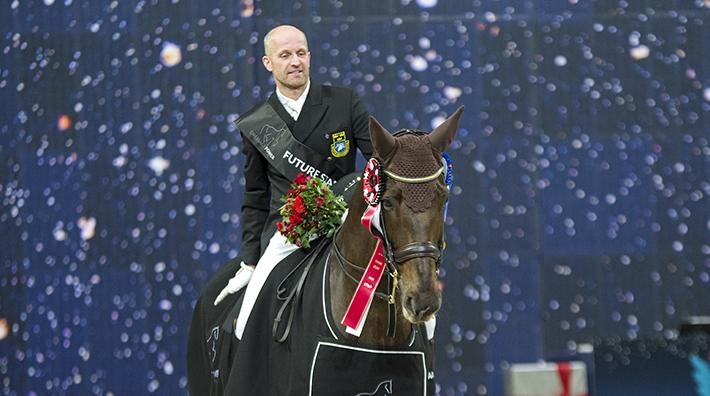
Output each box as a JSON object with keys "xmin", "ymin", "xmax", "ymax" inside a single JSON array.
[{"xmin": 283, "ymin": 150, "xmax": 335, "ymax": 186}]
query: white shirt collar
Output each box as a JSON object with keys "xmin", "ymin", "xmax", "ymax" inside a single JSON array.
[{"xmin": 276, "ymin": 81, "xmax": 310, "ymax": 121}]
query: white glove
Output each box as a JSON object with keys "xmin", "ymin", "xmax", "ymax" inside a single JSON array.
[{"xmin": 213, "ymin": 262, "xmax": 254, "ymax": 306}]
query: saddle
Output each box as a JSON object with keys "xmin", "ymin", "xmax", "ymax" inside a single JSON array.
[{"xmin": 217, "ymin": 237, "xmax": 333, "ymax": 344}]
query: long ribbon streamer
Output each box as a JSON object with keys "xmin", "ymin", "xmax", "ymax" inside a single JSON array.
[{"xmin": 341, "ymin": 205, "xmax": 386, "ymax": 336}]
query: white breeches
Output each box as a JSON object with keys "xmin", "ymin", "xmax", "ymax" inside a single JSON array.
[{"xmin": 235, "ymin": 232, "xmax": 299, "ymax": 339}]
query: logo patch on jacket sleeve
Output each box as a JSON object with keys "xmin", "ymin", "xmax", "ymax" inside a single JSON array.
[{"xmin": 330, "ymin": 131, "xmax": 350, "ymax": 158}]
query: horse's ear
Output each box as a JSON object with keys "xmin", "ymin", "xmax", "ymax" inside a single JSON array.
[
  {"xmin": 369, "ymin": 116, "xmax": 396, "ymax": 159},
  {"xmin": 429, "ymin": 106, "xmax": 464, "ymax": 152}
]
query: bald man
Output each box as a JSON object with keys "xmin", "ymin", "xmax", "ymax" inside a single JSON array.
[{"xmin": 215, "ymin": 25, "xmax": 373, "ymax": 339}]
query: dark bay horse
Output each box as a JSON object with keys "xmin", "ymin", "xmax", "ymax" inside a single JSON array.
[{"xmin": 187, "ymin": 107, "xmax": 463, "ymax": 395}]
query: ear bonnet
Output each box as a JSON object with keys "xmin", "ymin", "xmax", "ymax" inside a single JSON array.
[{"xmin": 366, "ymin": 130, "xmax": 447, "ymax": 212}]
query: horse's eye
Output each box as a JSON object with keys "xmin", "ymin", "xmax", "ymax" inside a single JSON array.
[{"xmin": 381, "ymin": 197, "xmax": 394, "ymax": 211}]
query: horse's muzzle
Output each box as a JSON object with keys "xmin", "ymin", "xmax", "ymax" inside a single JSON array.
[
  {"xmin": 391, "ymin": 242, "xmax": 443, "ymax": 324},
  {"xmin": 403, "ymin": 292, "xmax": 441, "ymax": 323}
]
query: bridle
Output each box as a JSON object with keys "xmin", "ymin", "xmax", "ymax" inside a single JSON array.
[
  {"xmin": 332, "ymin": 141, "xmax": 447, "ymax": 336},
  {"xmin": 380, "ymin": 163, "xmax": 446, "ymax": 271},
  {"xmin": 331, "ymin": 164, "xmax": 445, "ymax": 301},
  {"xmin": 364, "ymin": 128, "xmax": 447, "ymax": 275}
]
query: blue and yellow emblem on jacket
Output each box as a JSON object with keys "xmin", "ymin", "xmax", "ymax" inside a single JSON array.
[{"xmin": 330, "ymin": 131, "xmax": 350, "ymax": 157}]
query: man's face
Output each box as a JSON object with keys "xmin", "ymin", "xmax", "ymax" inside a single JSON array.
[{"xmin": 262, "ymin": 28, "xmax": 310, "ymax": 93}]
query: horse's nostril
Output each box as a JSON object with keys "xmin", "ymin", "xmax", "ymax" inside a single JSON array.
[
  {"xmin": 406, "ymin": 296, "xmax": 416, "ymax": 312},
  {"xmin": 417, "ymin": 306, "xmax": 431, "ymax": 318},
  {"xmin": 407, "ymin": 296, "xmax": 439, "ymax": 321}
]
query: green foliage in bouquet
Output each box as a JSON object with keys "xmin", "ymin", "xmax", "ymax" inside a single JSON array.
[{"xmin": 276, "ymin": 173, "xmax": 347, "ymax": 249}]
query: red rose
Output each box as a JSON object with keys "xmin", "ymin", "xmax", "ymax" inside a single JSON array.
[
  {"xmin": 289, "ymin": 213, "xmax": 302, "ymax": 225},
  {"xmin": 294, "ymin": 173, "xmax": 310, "ymax": 186},
  {"xmin": 294, "ymin": 195, "xmax": 306, "ymax": 214},
  {"xmin": 315, "ymin": 196, "xmax": 325, "ymax": 208}
]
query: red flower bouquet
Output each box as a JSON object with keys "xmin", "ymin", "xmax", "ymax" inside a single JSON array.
[{"xmin": 276, "ymin": 173, "xmax": 347, "ymax": 249}]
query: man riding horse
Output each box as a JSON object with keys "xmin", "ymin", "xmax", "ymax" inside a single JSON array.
[
  {"xmin": 187, "ymin": 106, "xmax": 463, "ymax": 395},
  {"xmin": 187, "ymin": 22, "xmax": 464, "ymax": 396}
]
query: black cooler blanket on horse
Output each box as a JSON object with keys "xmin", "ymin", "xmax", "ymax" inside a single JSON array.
[
  {"xmin": 212, "ymin": 238, "xmax": 436, "ymax": 396},
  {"xmin": 188, "ymin": 256, "xmax": 254, "ymax": 395}
]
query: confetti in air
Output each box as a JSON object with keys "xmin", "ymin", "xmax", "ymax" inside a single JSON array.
[
  {"xmin": 443, "ymin": 86, "xmax": 462, "ymax": 101},
  {"xmin": 416, "ymin": 0, "xmax": 438, "ymax": 9},
  {"xmin": 409, "ymin": 55, "xmax": 428, "ymax": 72},
  {"xmin": 57, "ymin": 114, "xmax": 72, "ymax": 131},
  {"xmin": 53, "ymin": 223, "xmax": 68, "ymax": 241},
  {"xmin": 160, "ymin": 42, "xmax": 182, "ymax": 67},
  {"xmin": 148, "ymin": 156, "xmax": 170, "ymax": 175},
  {"xmin": 630, "ymin": 45, "xmax": 650, "ymax": 60},
  {"xmin": 240, "ymin": 0, "xmax": 255, "ymax": 17},
  {"xmin": 0, "ymin": 318, "xmax": 8, "ymax": 340},
  {"xmin": 77, "ymin": 216, "xmax": 96, "ymax": 240}
]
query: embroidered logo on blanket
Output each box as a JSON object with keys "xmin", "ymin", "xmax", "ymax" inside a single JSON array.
[
  {"xmin": 207, "ymin": 326, "xmax": 220, "ymax": 364},
  {"xmin": 355, "ymin": 379, "xmax": 393, "ymax": 395}
]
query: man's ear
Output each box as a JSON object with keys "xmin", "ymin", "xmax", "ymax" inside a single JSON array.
[{"xmin": 262, "ymin": 55, "xmax": 272, "ymax": 72}]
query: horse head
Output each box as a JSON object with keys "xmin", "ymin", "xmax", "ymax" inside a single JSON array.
[
  {"xmin": 331, "ymin": 107, "xmax": 463, "ymax": 343},
  {"xmin": 367, "ymin": 107, "xmax": 463, "ymax": 324}
]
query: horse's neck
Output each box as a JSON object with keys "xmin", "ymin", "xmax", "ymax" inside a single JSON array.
[{"xmin": 328, "ymin": 201, "xmax": 413, "ymax": 346}]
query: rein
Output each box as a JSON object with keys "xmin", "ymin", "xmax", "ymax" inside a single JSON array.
[
  {"xmin": 272, "ymin": 238, "xmax": 332, "ymax": 343},
  {"xmin": 332, "ymin": 230, "xmax": 393, "ymax": 303}
]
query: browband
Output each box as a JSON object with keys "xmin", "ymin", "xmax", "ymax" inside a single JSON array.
[{"xmin": 383, "ymin": 165, "xmax": 446, "ymax": 184}]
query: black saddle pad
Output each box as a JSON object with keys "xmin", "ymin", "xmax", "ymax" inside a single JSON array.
[{"xmin": 310, "ymin": 340, "xmax": 431, "ymax": 396}]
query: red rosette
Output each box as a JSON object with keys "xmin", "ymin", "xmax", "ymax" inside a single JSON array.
[{"xmin": 362, "ymin": 158, "xmax": 384, "ymax": 206}]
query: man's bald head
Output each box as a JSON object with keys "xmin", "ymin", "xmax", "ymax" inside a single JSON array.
[
  {"xmin": 261, "ymin": 24, "xmax": 311, "ymax": 99},
  {"xmin": 263, "ymin": 25, "xmax": 309, "ymax": 56}
]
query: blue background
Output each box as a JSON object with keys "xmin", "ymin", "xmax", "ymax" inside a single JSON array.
[{"xmin": 1, "ymin": 0, "xmax": 709, "ymax": 395}]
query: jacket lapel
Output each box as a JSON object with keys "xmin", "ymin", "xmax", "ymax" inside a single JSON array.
[{"xmin": 293, "ymin": 84, "xmax": 327, "ymax": 142}]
